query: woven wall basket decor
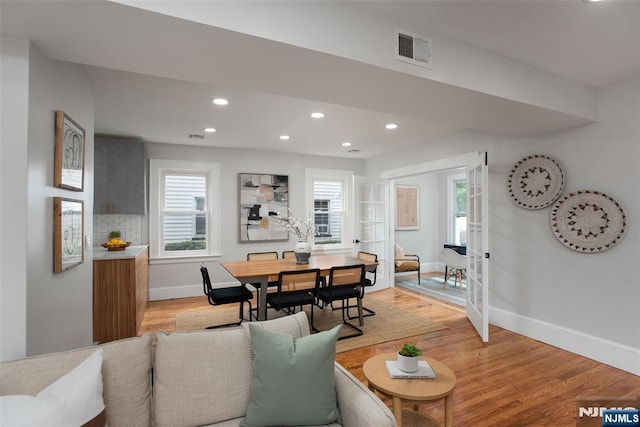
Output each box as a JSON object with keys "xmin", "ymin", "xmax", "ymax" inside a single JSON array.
[
  {"xmin": 551, "ymin": 190, "xmax": 627, "ymax": 253},
  {"xmin": 507, "ymin": 155, "xmax": 564, "ymax": 209}
]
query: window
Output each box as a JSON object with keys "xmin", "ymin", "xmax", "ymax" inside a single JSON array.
[
  {"xmin": 447, "ymin": 172, "xmax": 467, "ymax": 245},
  {"xmin": 306, "ymin": 168, "xmax": 353, "ymax": 250},
  {"xmin": 150, "ymin": 160, "xmax": 220, "ymax": 259},
  {"xmin": 314, "ymin": 199, "xmax": 330, "ymax": 236}
]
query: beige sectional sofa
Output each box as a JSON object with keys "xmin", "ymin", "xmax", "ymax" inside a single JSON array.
[{"xmin": 0, "ymin": 312, "xmax": 396, "ymax": 427}]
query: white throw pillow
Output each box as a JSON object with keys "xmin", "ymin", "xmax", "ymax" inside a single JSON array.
[
  {"xmin": 395, "ymin": 244, "xmax": 405, "ymax": 267},
  {"xmin": 0, "ymin": 348, "xmax": 105, "ymax": 426}
]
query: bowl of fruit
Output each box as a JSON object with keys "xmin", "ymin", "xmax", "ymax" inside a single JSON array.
[{"xmin": 102, "ymin": 231, "xmax": 131, "ymax": 251}]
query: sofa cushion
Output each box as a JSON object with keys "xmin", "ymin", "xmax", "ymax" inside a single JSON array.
[
  {"xmin": 0, "ymin": 334, "xmax": 152, "ymax": 427},
  {"xmin": 153, "ymin": 327, "xmax": 252, "ymax": 427},
  {"xmin": 240, "ymin": 323, "xmax": 341, "ymax": 427},
  {"xmin": 0, "ymin": 349, "xmax": 105, "ymax": 426}
]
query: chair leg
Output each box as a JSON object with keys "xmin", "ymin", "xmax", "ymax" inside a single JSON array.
[
  {"xmin": 442, "ymin": 268, "xmax": 450, "ymax": 290},
  {"xmin": 338, "ymin": 298, "xmax": 363, "ymax": 340},
  {"xmin": 206, "ymin": 300, "xmax": 251, "ymax": 330},
  {"xmin": 309, "ymin": 303, "xmax": 319, "ymax": 333}
]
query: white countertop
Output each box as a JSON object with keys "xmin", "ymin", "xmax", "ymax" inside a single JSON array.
[{"xmin": 93, "ymin": 245, "xmax": 148, "ymax": 260}]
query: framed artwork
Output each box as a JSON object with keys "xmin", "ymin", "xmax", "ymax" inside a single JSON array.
[
  {"xmin": 54, "ymin": 110, "xmax": 86, "ymax": 191},
  {"xmin": 239, "ymin": 173, "xmax": 289, "ymax": 242},
  {"xmin": 54, "ymin": 197, "xmax": 84, "ymax": 272},
  {"xmin": 395, "ymin": 185, "xmax": 419, "ymax": 230}
]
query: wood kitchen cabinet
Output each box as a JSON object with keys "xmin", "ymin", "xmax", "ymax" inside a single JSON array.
[{"xmin": 93, "ymin": 246, "xmax": 149, "ymax": 343}]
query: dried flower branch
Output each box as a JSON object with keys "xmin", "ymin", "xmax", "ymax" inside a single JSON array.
[{"xmin": 274, "ymin": 208, "xmax": 314, "ymax": 240}]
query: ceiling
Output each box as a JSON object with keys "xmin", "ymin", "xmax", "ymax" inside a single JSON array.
[{"xmin": 2, "ymin": 0, "xmax": 639, "ymax": 159}]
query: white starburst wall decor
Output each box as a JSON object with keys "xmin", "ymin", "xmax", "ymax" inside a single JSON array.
[
  {"xmin": 550, "ymin": 190, "xmax": 627, "ymax": 253},
  {"xmin": 507, "ymin": 155, "xmax": 564, "ymax": 209}
]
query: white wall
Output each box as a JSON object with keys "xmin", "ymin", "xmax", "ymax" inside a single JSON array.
[
  {"xmin": 0, "ymin": 34, "xmax": 30, "ymax": 361},
  {"xmin": 25, "ymin": 50, "xmax": 95, "ymax": 355},
  {"xmin": 145, "ymin": 142, "xmax": 365, "ymax": 300},
  {"xmin": 394, "ymin": 174, "xmax": 440, "ymax": 270},
  {"xmin": 366, "ymin": 73, "xmax": 640, "ymax": 374}
]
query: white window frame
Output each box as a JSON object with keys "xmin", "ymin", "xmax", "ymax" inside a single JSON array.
[
  {"xmin": 305, "ymin": 168, "xmax": 354, "ymax": 252},
  {"xmin": 447, "ymin": 172, "xmax": 467, "ymax": 245},
  {"xmin": 149, "ymin": 159, "xmax": 220, "ymax": 260}
]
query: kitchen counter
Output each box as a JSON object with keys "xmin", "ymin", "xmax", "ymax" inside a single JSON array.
[{"xmin": 93, "ymin": 244, "xmax": 148, "ymax": 260}]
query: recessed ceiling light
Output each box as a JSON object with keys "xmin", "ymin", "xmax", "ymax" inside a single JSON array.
[
  {"xmin": 310, "ymin": 112, "xmax": 326, "ymax": 119},
  {"xmin": 203, "ymin": 127, "xmax": 216, "ymax": 133},
  {"xmin": 212, "ymin": 98, "xmax": 229, "ymax": 106},
  {"xmin": 279, "ymin": 135, "xmax": 290, "ymax": 141},
  {"xmin": 385, "ymin": 123, "xmax": 398, "ymax": 130},
  {"xmin": 341, "ymin": 141, "xmax": 352, "ymax": 147}
]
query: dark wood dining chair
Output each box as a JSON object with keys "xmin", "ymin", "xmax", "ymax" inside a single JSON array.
[
  {"xmin": 315, "ymin": 264, "xmax": 365, "ymax": 340},
  {"xmin": 246, "ymin": 251, "xmax": 279, "ymax": 320},
  {"xmin": 266, "ymin": 268, "xmax": 320, "ymax": 332},
  {"xmin": 199, "ymin": 263, "xmax": 253, "ymax": 329}
]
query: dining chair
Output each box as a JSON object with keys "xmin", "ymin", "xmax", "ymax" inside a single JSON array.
[
  {"xmin": 199, "ymin": 263, "xmax": 253, "ymax": 329},
  {"xmin": 441, "ymin": 248, "xmax": 466, "ymax": 292},
  {"xmin": 265, "ymin": 268, "xmax": 320, "ymax": 332},
  {"xmin": 281, "ymin": 250, "xmax": 296, "ymax": 260},
  {"xmin": 315, "ymin": 264, "xmax": 365, "ymax": 340},
  {"xmin": 345, "ymin": 251, "xmax": 378, "ymax": 319},
  {"xmin": 246, "ymin": 251, "xmax": 279, "ymax": 320}
]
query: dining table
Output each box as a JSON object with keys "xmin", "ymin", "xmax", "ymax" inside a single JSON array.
[{"xmin": 220, "ymin": 253, "xmax": 378, "ymax": 321}]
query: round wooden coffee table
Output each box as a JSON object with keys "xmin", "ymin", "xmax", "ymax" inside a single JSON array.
[{"xmin": 363, "ymin": 353, "xmax": 456, "ymax": 427}]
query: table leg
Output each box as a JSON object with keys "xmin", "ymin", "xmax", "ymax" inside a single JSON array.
[
  {"xmin": 258, "ymin": 278, "xmax": 268, "ymax": 321},
  {"xmin": 444, "ymin": 393, "xmax": 453, "ymax": 427},
  {"xmin": 392, "ymin": 396, "xmax": 403, "ymax": 427}
]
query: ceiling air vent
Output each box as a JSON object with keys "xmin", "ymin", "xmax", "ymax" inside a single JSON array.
[
  {"xmin": 188, "ymin": 133, "xmax": 205, "ymax": 140},
  {"xmin": 395, "ymin": 29, "xmax": 432, "ymax": 69}
]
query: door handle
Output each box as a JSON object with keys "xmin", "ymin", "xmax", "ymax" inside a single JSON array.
[{"xmin": 353, "ymin": 239, "xmax": 361, "ymax": 244}]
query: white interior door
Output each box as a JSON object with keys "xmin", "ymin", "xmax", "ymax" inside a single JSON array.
[
  {"xmin": 466, "ymin": 152, "xmax": 490, "ymax": 342},
  {"xmin": 354, "ymin": 176, "xmax": 388, "ymax": 290}
]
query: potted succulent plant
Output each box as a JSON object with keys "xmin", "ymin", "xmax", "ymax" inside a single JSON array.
[{"xmin": 397, "ymin": 343, "xmax": 423, "ymax": 373}]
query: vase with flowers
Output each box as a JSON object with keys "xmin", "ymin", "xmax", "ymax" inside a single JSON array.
[{"xmin": 275, "ymin": 209, "xmax": 314, "ymax": 264}]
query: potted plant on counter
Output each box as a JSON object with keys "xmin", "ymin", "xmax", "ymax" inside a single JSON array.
[{"xmin": 397, "ymin": 343, "xmax": 423, "ymax": 373}]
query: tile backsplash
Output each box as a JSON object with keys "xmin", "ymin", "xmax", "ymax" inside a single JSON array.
[{"xmin": 94, "ymin": 214, "xmax": 142, "ymax": 245}]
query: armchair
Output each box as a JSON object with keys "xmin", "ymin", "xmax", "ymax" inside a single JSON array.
[{"xmin": 394, "ymin": 244, "xmax": 421, "ymax": 285}]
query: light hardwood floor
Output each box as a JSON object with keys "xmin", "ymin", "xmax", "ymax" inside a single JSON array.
[{"xmin": 140, "ymin": 276, "xmax": 640, "ymax": 426}]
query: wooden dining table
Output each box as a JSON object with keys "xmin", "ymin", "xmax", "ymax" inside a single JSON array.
[{"xmin": 221, "ymin": 253, "xmax": 378, "ymax": 321}]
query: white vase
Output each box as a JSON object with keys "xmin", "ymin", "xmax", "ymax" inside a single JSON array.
[
  {"xmin": 397, "ymin": 352, "xmax": 419, "ymax": 373},
  {"xmin": 294, "ymin": 239, "xmax": 312, "ymax": 264}
]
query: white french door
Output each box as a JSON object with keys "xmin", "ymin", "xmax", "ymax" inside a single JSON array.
[
  {"xmin": 353, "ymin": 176, "xmax": 389, "ymax": 289},
  {"xmin": 465, "ymin": 152, "xmax": 490, "ymax": 342}
]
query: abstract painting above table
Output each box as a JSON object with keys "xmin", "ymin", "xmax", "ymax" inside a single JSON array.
[{"xmin": 238, "ymin": 173, "xmax": 289, "ymax": 242}]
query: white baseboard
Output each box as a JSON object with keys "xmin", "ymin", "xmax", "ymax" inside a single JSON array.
[
  {"xmin": 490, "ymin": 307, "xmax": 640, "ymax": 376},
  {"xmin": 149, "ymin": 281, "xmax": 239, "ymax": 301}
]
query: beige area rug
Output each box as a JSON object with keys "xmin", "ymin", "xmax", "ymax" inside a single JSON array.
[{"xmin": 175, "ymin": 296, "xmax": 446, "ymax": 353}]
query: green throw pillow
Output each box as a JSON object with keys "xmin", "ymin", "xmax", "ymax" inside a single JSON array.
[{"xmin": 241, "ymin": 323, "xmax": 342, "ymax": 427}]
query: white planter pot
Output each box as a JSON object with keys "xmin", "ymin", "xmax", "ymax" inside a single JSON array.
[
  {"xmin": 294, "ymin": 240, "xmax": 311, "ymax": 264},
  {"xmin": 397, "ymin": 353, "xmax": 419, "ymax": 373}
]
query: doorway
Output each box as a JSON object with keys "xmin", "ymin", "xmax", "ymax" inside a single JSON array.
[
  {"xmin": 392, "ymin": 169, "xmax": 467, "ymax": 307},
  {"xmin": 382, "ymin": 151, "xmax": 490, "ymax": 342}
]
